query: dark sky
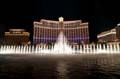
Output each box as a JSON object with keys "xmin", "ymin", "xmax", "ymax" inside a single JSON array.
[{"xmin": 0, "ymin": 0, "xmax": 120, "ymax": 42}]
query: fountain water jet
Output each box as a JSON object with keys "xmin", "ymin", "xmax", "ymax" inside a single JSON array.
[
  {"xmin": 0, "ymin": 33, "xmax": 120, "ymax": 55},
  {"xmin": 52, "ymin": 32, "xmax": 75, "ymax": 54}
]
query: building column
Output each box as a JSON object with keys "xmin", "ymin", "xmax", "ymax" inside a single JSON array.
[
  {"xmin": 36, "ymin": 27, "xmax": 38, "ymax": 44},
  {"xmin": 48, "ymin": 29, "xmax": 50, "ymax": 43},
  {"xmin": 33, "ymin": 26, "xmax": 36, "ymax": 44}
]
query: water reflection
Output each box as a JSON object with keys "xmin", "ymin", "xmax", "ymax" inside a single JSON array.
[
  {"xmin": 0, "ymin": 55, "xmax": 120, "ymax": 79},
  {"xmin": 57, "ymin": 61, "xmax": 69, "ymax": 79}
]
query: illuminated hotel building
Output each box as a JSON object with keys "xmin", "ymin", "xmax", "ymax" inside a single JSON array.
[
  {"xmin": 115, "ymin": 23, "xmax": 120, "ymax": 41},
  {"xmin": 97, "ymin": 29, "xmax": 117, "ymax": 43},
  {"xmin": 33, "ymin": 17, "xmax": 89, "ymax": 44},
  {"xmin": 97, "ymin": 23, "xmax": 120, "ymax": 43},
  {"xmin": 4, "ymin": 29, "xmax": 30, "ymax": 44}
]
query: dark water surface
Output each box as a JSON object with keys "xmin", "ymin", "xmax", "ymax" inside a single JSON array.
[{"xmin": 0, "ymin": 54, "xmax": 120, "ymax": 79}]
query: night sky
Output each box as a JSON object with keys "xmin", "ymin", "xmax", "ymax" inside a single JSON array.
[{"xmin": 0, "ymin": 0, "xmax": 120, "ymax": 42}]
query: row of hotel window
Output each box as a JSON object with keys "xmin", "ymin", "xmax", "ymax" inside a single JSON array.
[
  {"xmin": 34, "ymin": 23, "xmax": 87, "ymax": 28},
  {"xmin": 40, "ymin": 21, "xmax": 82, "ymax": 26},
  {"xmin": 34, "ymin": 27, "xmax": 89, "ymax": 38}
]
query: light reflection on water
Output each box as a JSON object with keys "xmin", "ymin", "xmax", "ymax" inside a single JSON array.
[
  {"xmin": 0, "ymin": 54, "xmax": 120, "ymax": 79},
  {"xmin": 57, "ymin": 61, "xmax": 69, "ymax": 79}
]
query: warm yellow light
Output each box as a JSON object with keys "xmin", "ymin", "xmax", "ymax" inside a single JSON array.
[
  {"xmin": 117, "ymin": 23, "xmax": 120, "ymax": 26},
  {"xmin": 59, "ymin": 17, "xmax": 64, "ymax": 22}
]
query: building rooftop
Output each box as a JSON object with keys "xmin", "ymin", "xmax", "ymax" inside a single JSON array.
[
  {"xmin": 9, "ymin": 29, "xmax": 25, "ymax": 32},
  {"xmin": 97, "ymin": 28, "xmax": 116, "ymax": 38}
]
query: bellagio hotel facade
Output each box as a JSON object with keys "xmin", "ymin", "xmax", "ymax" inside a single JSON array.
[{"xmin": 33, "ymin": 17, "xmax": 89, "ymax": 44}]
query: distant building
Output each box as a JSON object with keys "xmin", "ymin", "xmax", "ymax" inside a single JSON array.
[
  {"xmin": 4, "ymin": 29, "xmax": 30, "ymax": 45},
  {"xmin": 97, "ymin": 23, "xmax": 120, "ymax": 43},
  {"xmin": 33, "ymin": 17, "xmax": 89, "ymax": 44},
  {"xmin": 115, "ymin": 23, "xmax": 120, "ymax": 41}
]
